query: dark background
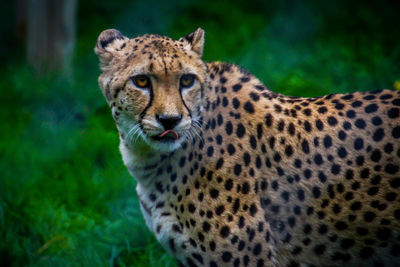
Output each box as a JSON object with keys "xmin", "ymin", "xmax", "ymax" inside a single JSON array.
[{"xmin": 1, "ymin": 0, "xmax": 399, "ymax": 266}]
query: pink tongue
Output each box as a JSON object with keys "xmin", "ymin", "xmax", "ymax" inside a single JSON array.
[{"xmin": 158, "ymin": 129, "xmax": 179, "ymax": 140}]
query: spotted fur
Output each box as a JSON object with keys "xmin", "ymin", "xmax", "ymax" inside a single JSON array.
[{"xmin": 95, "ymin": 28, "xmax": 400, "ymax": 267}]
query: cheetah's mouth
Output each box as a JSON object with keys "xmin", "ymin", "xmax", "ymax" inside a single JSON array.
[{"xmin": 151, "ymin": 130, "xmax": 179, "ymax": 142}]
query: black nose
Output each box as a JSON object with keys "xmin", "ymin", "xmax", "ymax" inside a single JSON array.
[{"xmin": 157, "ymin": 114, "xmax": 182, "ymax": 130}]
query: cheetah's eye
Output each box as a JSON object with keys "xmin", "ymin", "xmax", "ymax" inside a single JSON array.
[
  {"xmin": 132, "ymin": 75, "xmax": 151, "ymax": 89},
  {"xmin": 180, "ymin": 74, "xmax": 196, "ymax": 89}
]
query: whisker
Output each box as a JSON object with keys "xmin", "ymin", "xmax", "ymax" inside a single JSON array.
[{"xmin": 127, "ymin": 124, "xmax": 140, "ymax": 142}]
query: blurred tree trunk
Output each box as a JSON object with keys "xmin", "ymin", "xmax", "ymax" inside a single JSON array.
[{"xmin": 26, "ymin": 0, "xmax": 77, "ymax": 73}]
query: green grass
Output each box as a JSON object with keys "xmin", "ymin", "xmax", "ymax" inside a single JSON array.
[{"xmin": 0, "ymin": 0, "xmax": 399, "ymax": 266}]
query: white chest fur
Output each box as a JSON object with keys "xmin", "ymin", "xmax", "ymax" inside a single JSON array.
[{"xmin": 120, "ymin": 142, "xmax": 191, "ymax": 259}]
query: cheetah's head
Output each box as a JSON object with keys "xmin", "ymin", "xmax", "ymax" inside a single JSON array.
[{"xmin": 95, "ymin": 28, "xmax": 207, "ymax": 152}]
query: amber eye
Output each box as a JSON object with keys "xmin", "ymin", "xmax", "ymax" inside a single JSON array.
[
  {"xmin": 132, "ymin": 75, "xmax": 150, "ymax": 89},
  {"xmin": 180, "ymin": 74, "xmax": 196, "ymax": 89}
]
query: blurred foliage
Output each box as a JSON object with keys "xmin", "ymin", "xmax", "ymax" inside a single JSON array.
[{"xmin": 0, "ymin": 0, "xmax": 399, "ymax": 266}]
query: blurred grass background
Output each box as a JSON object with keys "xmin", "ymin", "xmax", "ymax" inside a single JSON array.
[{"xmin": 0, "ymin": 0, "xmax": 399, "ymax": 266}]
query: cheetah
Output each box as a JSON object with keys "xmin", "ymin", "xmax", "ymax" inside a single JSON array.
[{"xmin": 95, "ymin": 28, "xmax": 400, "ymax": 266}]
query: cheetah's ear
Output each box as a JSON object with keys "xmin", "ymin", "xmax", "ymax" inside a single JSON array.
[
  {"xmin": 179, "ymin": 28, "xmax": 205, "ymax": 57},
  {"xmin": 95, "ymin": 29, "xmax": 128, "ymax": 67}
]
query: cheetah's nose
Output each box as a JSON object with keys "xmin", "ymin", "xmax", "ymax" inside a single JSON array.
[{"xmin": 157, "ymin": 114, "xmax": 182, "ymax": 130}]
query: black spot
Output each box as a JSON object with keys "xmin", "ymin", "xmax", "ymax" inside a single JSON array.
[
  {"xmin": 303, "ymin": 108, "xmax": 312, "ymax": 116},
  {"xmin": 388, "ymin": 108, "xmax": 399, "ymax": 118},
  {"xmin": 360, "ymin": 247, "xmax": 374, "ymax": 259},
  {"xmin": 373, "ymin": 128, "xmax": 385, "ymax": 142},
  {"xmin": 192, "ymin": 253, "xmax": 203, "ymax": 264},
  {"xmin": 243, "ymin": 153, "xmax": 251, "ymax": 166},
  {"xmin": 316, "ymin": 119, "xmax": 324, "ymax": 131},
  {"xmin": 265, "ymin": 113, "xmax": 273, "ymax": 127},
  {"xmin": 277, "ymin": 120, "xmax": 285, "ymax": 132},
  {"xmin": 285, "ymin": 145, "xmax": 294, "ymax": 157},
  {"xmin": 273, "ymin": 153, "xmax": 281, "ymax": 162},
  {"xmin": 331, "ymin": 164, "xmax": 341, "ymax": 174},
  {"xmin": 234, "ymin": 164, "xmax": 242, "ymax": 176},
  {"xmin": 224, "ymin": 179, "xmax": 233, "ymax": 191},
  {"xmin": 222, "ymin": 97, "xmax": 229, "ymax": 106},
  {"xmin": 232, "ymin": 84, "xmax": 242, "ymax": 92},
  {"xmin": 188, "ymin": 203, "xmax": 196, "ymax": 213},
  {"xmin": 312, "ymin": 187, "xmax": 321, "ymax": 198},
  {"xmin": 252, "ymin": 243, "xmax": 262, "ymax": 256},
  {"xmin": 281, "ymin": 191, "xmax": 290, "ymax": 202},
  {"xmin": 220, "ymin": 226, "xmax": 230, "ymax": 238},
  {"xmin": 207, "ymin": 146, "xmax": 214, "ymax": 157},
  {"xmin": 301, "ymin": 140, "xmax": 310, "ymax": 154},
  {"xmin": 364, "ymin": 211, "xmax": 376, "ymax": 222},
  {"xmin": 216, "ymin": 158, "xmax": 224, "ymax": 169},
  {"xmin": 294, "ymin": 159, "xmax": 302, "ymax": 168},
  {"xmin": 288, "ymin": 216, "xmax": 296, "ymax": 228},
  {"xmin": 327, "ymin": 116, "xmax": 338, "ymax": 126},
  {"xmin": 256, "ymin": 123, "xmax": 263, "ymax": 139},
  {"xmin": 227, "ymin": 144, "xmax": 236, "ymax": 155},
  {"xmin": 390, "ymin": 178, "xmax": 400, "ymax": 189},
  {"xmin": 384, "ymin": 143, "xmax": 393, "ymax": 154},
  {"xmin": 341, "ymin": 238, "xmax": 355, "ymax": 249},
  {"xmin": 365, "ymin": 104, "xmax": 378, "ymax": 113},
  {"xmin": 392, "ymin": 126, "xmax": 400, "ymax": 138},
  {"xmin": 274, "ymin": 104, "xmax": 282, "ymax": 112},
  {"xmin": 318, "ymin": 172, "xmax": 327, "ymax": 182},
  {"xmin": 314, "ymin": 154, "xmax": 324, "ymax": 165},
  {"xmin": 385, "ymin": 164, "xmax": 399, "ymax": 174},
  {"xmin": 343, "ymin": 121, "xmax": 351, "ymax": 130},
  {"xmin": 351, "ymin": 100, "xmax": 362, "ymax": 108},
  {"xmin": 323, "ymin": 135, "xmax": 332, "ymax": 148},
  {"xmin": 215, "ymin": 205, "xmax": 225, "ymax": 215},
  {"xmin": 355, "ymin": 119, "xmax": 366, "ymax": 129},
  {"xmin": 370, "ymin": 149, "xmax": 382, "ymax": 162},
  {"xmin": 297, "ymin": 189, "xmax": 305, "ymax": 201},
  {"xmin": 288, "ymin": 123, "xmax": 295, "ymax": 135},
  {"xmin": 236, "ymin": 123, "xmax": 246, "ymax": 138},
  {"xmin": 376, "ymin": 228, "xmax": 391, "ymax": 240},
  {"xmin": 385, "ymin": 192, "xmax": 397, "ymax": 202},
  {"xmin": 354, "ymin": 138, "xmax": 364, "ymax": 150},
  {"xmin": 303, "ymin": 224, "xmax": 312, "ymax": 234},
  {"xmin": 346, "ymin": 110, "xmax": 356, "ymax": 118},
  {"xmin": 233, "ymin": 198, "xmax": 240, "ymax": 213},
  {"xmin": 225, "ymin": 121, "xmax": 233, "ymax": 135},
  {"xmin": 335, "ymin": 221, "xmax": 348, "ymax": 230},
  {"xmin": 250, "ymin": 92, "xmax": 260, "ymax": 101},
  {"xmin": 318, "ymin": 107, "xmax": 328, "ymax": 114},
  {"xmin": 232, "ymin": 98, "xmax": 240, "ymax": 109},
  {"xmin": 243, "ymin": 255, "xmax": 250, "ymax": 265},
  {"xmin": 357, "ymin": 227, "xmax": 369, "ymax": 236},
  {"xmin": 179, "ymin": 156, "xmax": 186, "ymax": 167},
  {"xmin": 243, "ymin": 101, "xmax": 255, "ymax": 114},
  {"xmin": 242, "ymin": 182, "xmax": 250, "ymax": 194},
  {"xmin": 337, "ymin": 147, "xmax": 347, "ymax": 158},
  {"xmin": 186, "ymin": 257, "xmax": 198, "ymax": 267},
  {"xmin": 314, "ymin": 244, "xmax": 326, "ymax": 255},
  {"xmin": 318, "ymin": 224, "xmax": 328, "ymax": 235},
  {"xmin": 221, "ymin": 251, "xmax": 232, "ymax": 262},
  {"xmin": 371, "ymin": 116, "xmax": 382, "ymax": 126},
  {"xmin": 209, "ymin": 188, "xmax": 219, "ymax": 198},
  {"xmin": 304, "ymin": 121, "xmax": 312, "ymax": 132},
  {"xmin": 249, "ymin": 135, "xmax": 257, "ymax": 149}
]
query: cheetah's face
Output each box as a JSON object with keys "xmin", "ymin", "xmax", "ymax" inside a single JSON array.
[{"xmin": 95, "ymin": 28, "xmax": 207, "ymax": 151}]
